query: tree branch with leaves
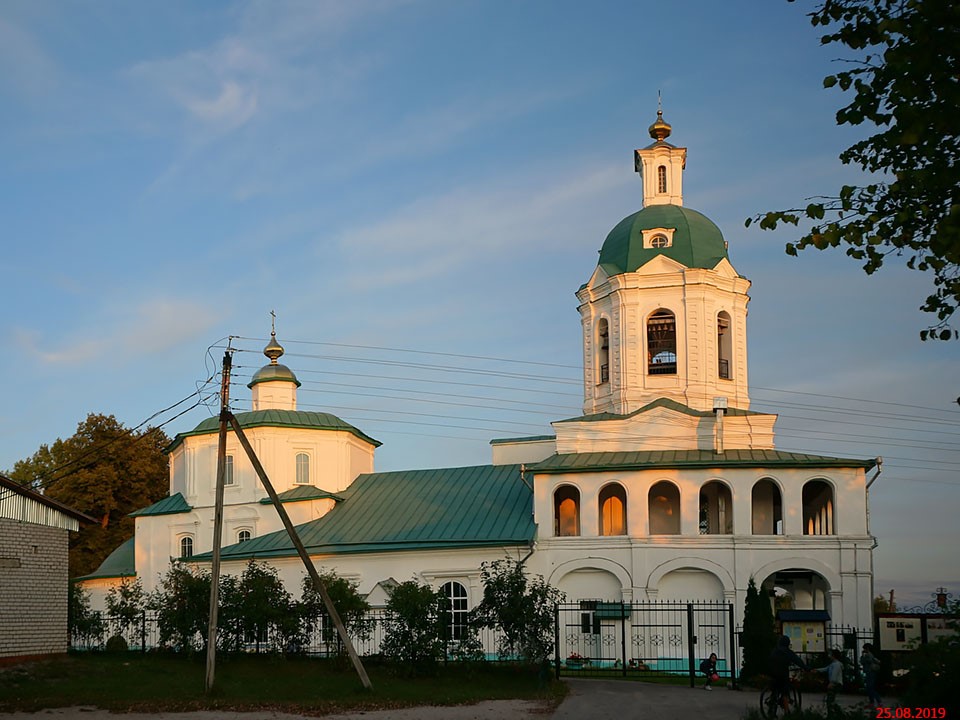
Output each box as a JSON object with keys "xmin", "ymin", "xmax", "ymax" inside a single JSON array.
[{"xmin": 749, "ymin": 0, "xmax": 960, "ymax": 340}]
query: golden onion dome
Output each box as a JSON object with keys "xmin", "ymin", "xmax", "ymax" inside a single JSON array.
[{"xmin": 648, "ymin": 110, "xmax": 672, "ymax": 142}]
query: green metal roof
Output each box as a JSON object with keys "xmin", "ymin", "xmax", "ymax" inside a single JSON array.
[
  {"xmin": 489, "ymin": 435, "xmax": 556, "ymax": 445},
  {"xmin": 554, "ymin": 397, "xmax": 761, "ymax": 424},
  {"xmin": 531, "ymin": 449, "xmax": 875, "ymax": 474},
  {"xmin": 599, "ymin": 204, "xmax": 728, "ymax": 275},
  {"xmin": 194, "ymin": 464, "xmax": 535, "ymax": 562},
  {"xmin": 166, "ymin": 409, "xmax": 381, "ymax": 453},
  {"xmin": 74, "ymin": 537, "xmax": 136, "ymax": 581},
  {"xmin": 259, "ymin": 485, "xmax": 344, "ymax": 504},
  {"xmin": 129, "ymin": 492, "xmax": 192, "ymax": 517},
  {"xmin": 247, "ymin": 363, "xmax": 301, "ymax": 388}
]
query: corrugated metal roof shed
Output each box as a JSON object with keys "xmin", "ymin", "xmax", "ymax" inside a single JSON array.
[{"xmin": 0, "ymin": 474, "xmax": 94, "ymax": 531}]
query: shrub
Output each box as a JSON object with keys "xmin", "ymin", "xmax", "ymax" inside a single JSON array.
[
  {"xmin": 105, "ymin": 634, "xmax": 128, "ymax": 653},
  {"xmin": 381, "ymin": 580, "xmax": 447, "ymax": 675},
  {"xmin": 105, "ymin": 577, "xmax": 145, "ymax": 637},
  {"xmin": 148, "ymin": 562, "xmax": 211, "ymax": 653},
  {"xmin": 299, "ymin": 570, "xmax": 372, "ymax": 656},
  {"xmin": 68, "ymin": 583, "xmax": 104, "ymax": 648},
  {"xmin": 741, "ymin": 577, "xmax": 776, "ymax": 682},
  {"xmin": 471, "ymin": 559, "xmax": 564, "ymax": 667}
]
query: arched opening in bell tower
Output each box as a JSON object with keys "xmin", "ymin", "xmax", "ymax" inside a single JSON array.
[
  {"xmin": 803, "ymin": 480, "xmax": 835, "ymax": 535},
  {"xmin": 717, "ymin": 311, "xmax": 732, "ymax": 379},
  {"xmin": 597, "ymin": 318, "xmax": 610, "ymax": 385},
  {"xmin": 657, "ymin": 165, "xmax": 667, "ymax": 194},
  {"xmin": 647, "ymin": 309, "xmax": 677, "ymax": 375}
]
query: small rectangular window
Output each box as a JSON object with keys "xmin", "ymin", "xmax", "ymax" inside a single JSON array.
[{"xmin": 223, "ymin": 455, "xmax": 234, "ymax": 486}]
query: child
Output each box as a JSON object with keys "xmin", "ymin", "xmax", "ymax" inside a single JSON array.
[
  {"xmin": 815, "ymin": 649, "xmax": 844, "ymax": 706},
  {"xmin": 700, "ymin": 652, "xmax": 719, "ymax": 690}
]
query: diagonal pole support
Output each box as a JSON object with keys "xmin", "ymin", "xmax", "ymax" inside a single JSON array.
[{"xmin": 226, "ymin": 412, "xmax": 373, "ymax": 689}]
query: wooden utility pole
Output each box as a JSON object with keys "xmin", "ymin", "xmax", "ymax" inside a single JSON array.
[
  {"xmin": 227, "ymin": 413, "xmax": 372, "ymax": 689},
  {"xmin": 205, "ymin": 350, "xmax": 232, "ymax": 693}
]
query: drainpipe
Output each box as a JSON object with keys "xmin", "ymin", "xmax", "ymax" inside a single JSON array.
[
  {"xmin": 713, "ymin": 397, "xmax": 728, "ymax": 454},
  {"xmin": 866, "ymin": 457, "xmax": 882, "ymax": 628}
]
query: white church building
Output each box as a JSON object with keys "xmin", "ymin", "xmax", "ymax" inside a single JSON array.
[{"xmin": 79, "ymin": 112, "xmax": 878, "ymax": 631}]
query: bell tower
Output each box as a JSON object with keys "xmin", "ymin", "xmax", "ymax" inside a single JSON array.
[{"xmin": 577, "ymin": 112, "xmax": 751, "ymax": 415}]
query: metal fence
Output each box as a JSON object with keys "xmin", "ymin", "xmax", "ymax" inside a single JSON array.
[
  {"xmin": 70, "ymin": 608, "xmax": 509, "ymax": 660},
  {"xmin": 554, "ymin": 601, "xmax": 738, "ymax": 686}
]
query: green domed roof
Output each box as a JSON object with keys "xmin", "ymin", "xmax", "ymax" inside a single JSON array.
[
  {"xmin": 598, "ymin": 204, "xmax": 728, "ymax": 275},
  {"xmin": 248, "ymin": 363, "xmax": 301, "ymax": 388}
]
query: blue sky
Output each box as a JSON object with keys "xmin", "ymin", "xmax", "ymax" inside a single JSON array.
[{"xmin": 1, "ymin": 0, "xmax": 957, "ymax": 609}]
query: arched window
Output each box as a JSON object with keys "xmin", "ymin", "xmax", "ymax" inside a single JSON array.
[
  {"xmin": 752, "ymin": 479, "xmax": 783, "ymax": 535},
  {"xmin": 650, "ymin": 234, "xmax": 669, "ymax": 248},
  {"xmin": 599, "ymin": 483, "xmax": 627, "ymax": 535},
  {"xmin": 554, "ymin": 485, "xmax": 580, "ymax": 536},
  {"xmin": 237, "ymin": 530, "xmax": 251, "ymax": 543},
  {"xmin": 179, "ymin": 536, "xmax": 194, "ymax": 558},
  {"xmin": 803, "ymin": 480, "xmax": 835, "ymax": 535},
  {"xmin": 657, "ymin": 165, "xmax": 667, "ymax": 193},
  {"xmin": 222, "ymin": 454, "xmax": 235, "ymax": 486},
  {"xmin": 441, "ymin": 581, "xmax": 469, "ymax": 640},
  {"xmin": 647, "ymin": 309, "xmax": 677, "ymax": 375},
  {"xmin": 717, "ymin": 312, "xmax": 732, "ymax": 379},
  {"xmin": 597, "ymin": 318, "xmax": 610, "ymax": 384},
  {"xmin": 699, "ymin": 481, "xmax": 733, "ymax": 534},
  {"xmin": 295, "ymin": 452, "xmax": 310, "ymax": 485},
  {"xmin": 648, "ymin": 481, "xmax": 680, "ymax": 535}
]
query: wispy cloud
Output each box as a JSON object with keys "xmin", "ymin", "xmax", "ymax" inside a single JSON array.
[
  {"xmin": 334, "ymin": 161, "xmax": 632, "ymax": 291},
  {"xmin": 14, "ymin": 299, "xmax": 220, "ymax": 367},
  {"xmin": 0, "ymin": 16, "xmax": 58, "ymax": 98}
]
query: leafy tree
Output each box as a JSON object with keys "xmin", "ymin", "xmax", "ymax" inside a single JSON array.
[
  {"xmin": 68, "ymin": 582, "xmax": 104, "ymax": 648},
  {"xmin": 741, "ymin": 577, "xmax": 777, "ymax": 681},
  {"xmin": 471, "ymin": 559, "xmax": 564, "ymax": 667},
  {"xmin": 749, "ymin": 0, "xmax": 960, "ymax": 339},
  {"xmin": 299, "ymin": 570, "xmax": 372, "ymax": 656},
  {"xmin": 8, "ymin": 414, "xmax": 170, "ymax": 576},
  {"xmin": 148, "ymin": 562, "xmax": 211, "ymax": 653},
  {"xmin": 105, "ymin": 577, "xmax": 145, "ymax": 638},
  {"xmin": 873, "ymin": 593, "xmax": 895, "ymax": 614},
  {"xmin": 381, "ymin": 580, "xmax": 448, "ymax": 675},
  {"xmin": 233, "ymin": 561, "xmax": 296, "ymax": 653}
]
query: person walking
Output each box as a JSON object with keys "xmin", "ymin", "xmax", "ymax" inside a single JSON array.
[
  {"xmin": 860, "ymin": 642, "xmax": 882, "ymax": 708},
  {"xmin": 700, "ymin": 652, "xmax": 719, "ymax": 690}
]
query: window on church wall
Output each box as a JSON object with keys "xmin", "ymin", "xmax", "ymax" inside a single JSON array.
[
  {"xmin": 648, "ymin": 481, "xmax": 680, "ymax": 535},
  {"xmin": 554, "ymin": 486, "xmax": 580, "ymax": 536},
  {"xmin": 647, "ymin": 309, "xmax": 677, "ymax": 375},
  {"xmin": 802, "ymin": 480, "xmax": 835, "ymax": 535},
  {"xmin": 295, "ymin": 452, "xmax": 310, "ymax": 485},
  {"xmin": 751, "ymin": 478, "xmax": 783, "ymax": 535},
  {"xmin": 717, "ymin": 312, "xmax": 732, "ymax": 380},
  {"xmin": 179, "ymin": 536, "xmax": 194, "ymax": 558},
  {"xmin": 698, "ymin": 481, "xmax": 733, "ymax": 535},
  {"xmin": 657, "ymin": 165, "xmax": 667, "ymax": 193},
  {"xmin": 599, "ymin": 484, "xmax": 627, "ymax": 535},
  {"xmin": 222, "ymin": 454, "xmax": 234, "ymax": 486},
  {"xmin": 597, "ymin": 319, "xmax": 610, "ymax": 384},
  {"xmin": 441, "ymin": 581, "xmax": 469, "ymax": 640},
  {"xmin": 237, "ymin": 529, "xmax": 251, "ymax": 543}
]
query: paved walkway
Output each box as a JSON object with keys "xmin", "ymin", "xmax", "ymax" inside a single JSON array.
[{"xmin": 0, "ymin": 679, "xmax": 875, "ymax": 720}]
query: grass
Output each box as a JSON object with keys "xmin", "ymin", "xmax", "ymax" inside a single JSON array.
[{"xmin": 0, "ymin": 653, "xmax": 567, "ymax": 714}]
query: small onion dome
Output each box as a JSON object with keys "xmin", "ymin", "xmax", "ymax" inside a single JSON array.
[
  {"xmin": 247, "ymin": 331, "xmax": 302, "ymax": 388},
  {"xmin": 648, "ymin": 110, "xmax": 672, "ymax": 142}
]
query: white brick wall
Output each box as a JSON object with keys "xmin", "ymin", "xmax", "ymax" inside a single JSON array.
[{"xmin": 0, "ymin": 518, "xmax": 70, "ymax": 659}]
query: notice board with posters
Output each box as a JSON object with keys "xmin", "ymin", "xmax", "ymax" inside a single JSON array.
[{"xmin": 776, "ymin": 609, "xmax": 830, "ymax": 653}]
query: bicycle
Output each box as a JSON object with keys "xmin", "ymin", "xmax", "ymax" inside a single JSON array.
[{"xmin": 759, "ymin": 677, "xmax": 802, "ymax": 718}]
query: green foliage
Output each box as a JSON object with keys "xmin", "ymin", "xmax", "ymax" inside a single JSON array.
[
  {"xmin": 899, "ymin": 634, "xmax": 960, "ymax": 718},
  {"xmin": 299, "ymin": 570, "xmax": 372, "ymax": 654},
  {"xmin": 749, "ymin": 0, "xmax": 960, "ymax": 340},
  {"xmin": 7, "ymin": 413, "xmax": 170, "ymax": 576},
  {"xmin": 741, "ymin": 577, "xmax": 777, "ymax": 682},
  {"xmin": 105, "ymin": 578, "xmax": 145, "ymax": 636},
  {"xmin": 381, "ymin": 580, "xmax": 448, "ymax": 674},
  {"xmin": 68, "ymin": 582, "xmax": 104, "ymax": 647},
  {"xmin": 471, "ymin": 559, "xmax": 565, "ymax": 666},
  {"xmin": 148, "ymin": 562, "xmax": 210, "ymax": 653},
  {"xmin": 104, "ymin": 634, "xmax": 128, "ymax": 653},
  {"xmin": 232, "ymin": 561, "xmax": 296, "ymax": 653}
]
